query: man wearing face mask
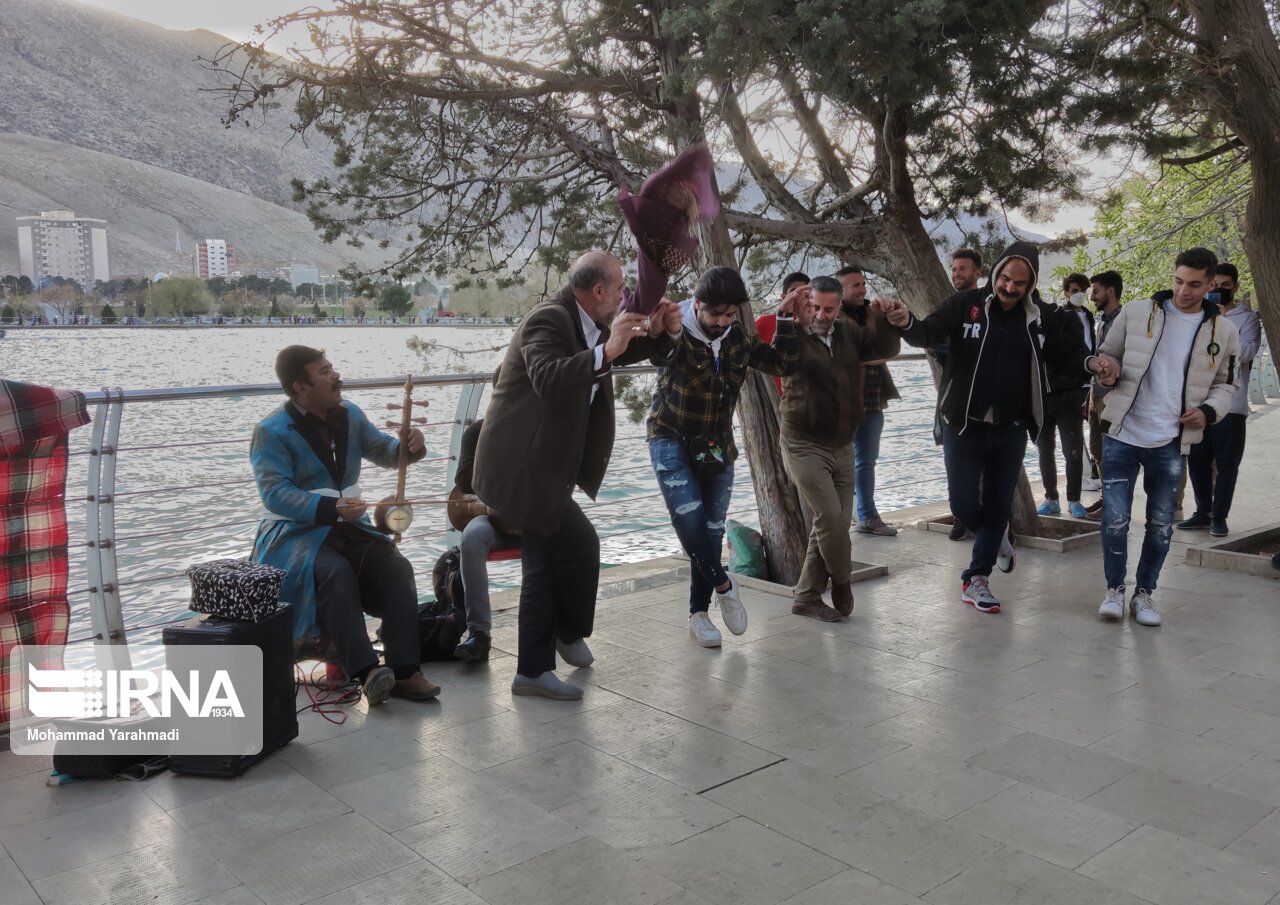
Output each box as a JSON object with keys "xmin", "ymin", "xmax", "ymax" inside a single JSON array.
[
  {"xmin": 648, "ymin": 267, "xmax": 801, "ymax": 646},
  {"xmin": 781, "ymin": 275, "xmax": 901, "ymax": 622},
  {"xmin": 1179, "ymin": 262, "xmax": 1262, "ymax": 537},
  {"xmin": 1034, "ymin": 274, "xmax": 1095, "ymax": 519},
  {"xmin": 882, "ymin": 243, "xmax": 1110, "ymax": 614}
]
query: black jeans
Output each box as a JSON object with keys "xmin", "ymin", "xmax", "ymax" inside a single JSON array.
[
  {"xmin": 943, "ymin": 422, "xmax": 1028, "ymax": 580},
  {"xmin": 1188, "ymin": 412, "xmax": 1248, "ymax": 520},
  {"xmin": 314, "ymin": 527, "xmax": 421, "ymax": 681},
  {"xmin": 1036, "ymin": 388, "xmax": 1087, "ymax": 502},
  {"xmin": 517, "ymin": 498, "xmax": 600, "ymax": 677}
]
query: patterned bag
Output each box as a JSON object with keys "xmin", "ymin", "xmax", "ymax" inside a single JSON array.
[{"xmin": 187, "ymin": 559, "xmax": 286, "ymax": 622}]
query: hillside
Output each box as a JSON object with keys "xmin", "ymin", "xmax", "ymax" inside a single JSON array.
[
  {"xmin": 0, "ymin": 0, "xmax": 393, "ymax": 276},
  {"xmin": 0, "ymin": 134, "xmax": 387, "ymax": 277},
  {"xmin": 0, "ymin": 0, "xmax": 332, "ymax": 206}
]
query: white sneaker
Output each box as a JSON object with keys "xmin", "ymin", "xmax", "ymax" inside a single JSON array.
[
  {"xmin": 996, "ymin": 527, "xmax": 1017, "ymax": 573},
  {"xmin": 715, "ymin": 576, "xmax": 748, "ymax": 635},
  {"xmin": 1082, "ymin": 476, "xmax": 1102, "ymax": 491},
  {"xmin": 1098, "ymin": 587, "xmax": 1125, "ymax": 620},
  {"xmin": 1130, "ymin": 589, "xmax": 1162, "ymax": 627},
  {"xmin": 688, "ymin": 612, "xmax": 722, "ymax": 648}
]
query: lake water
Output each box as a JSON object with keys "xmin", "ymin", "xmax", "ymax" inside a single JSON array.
[{"xmin": 3, "ymin": 325, "xmax": 1038, "ymax": 649}]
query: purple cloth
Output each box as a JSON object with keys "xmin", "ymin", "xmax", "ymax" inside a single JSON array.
[{"xmin": 618, "ymin": 144, "xmax": 721, "ymax": 315}]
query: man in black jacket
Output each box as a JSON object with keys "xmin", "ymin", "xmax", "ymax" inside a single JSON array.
[
  {"xmin": 1035, "ymin": 274, "xmax": 1093, "ymax": 519},
  {"xmin": 882, "ymin": 242, "xmax": 1112, "ymax": 613}
]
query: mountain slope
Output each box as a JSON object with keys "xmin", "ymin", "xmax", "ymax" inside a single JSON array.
[
  {"xmin": 0, "ymin": 0, "xmax": 332, "ymax": 206},
  {"xmin": 0, "ymin": 133, "xmax": 386, "ymax": 277}
]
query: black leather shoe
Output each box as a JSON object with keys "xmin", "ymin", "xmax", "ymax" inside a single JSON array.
[
  {"xmin": 1177, "ymin": 512, "xmax": 1211, "ymax": 530},
  {"xmin": 948, "ymin": 521, "xmax": 969, "ymax": 541},
  {"xmin": 454, "ymin": 631, "xmax": 491, "ymax": 662}
]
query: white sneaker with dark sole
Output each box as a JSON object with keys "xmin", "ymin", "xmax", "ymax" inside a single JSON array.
[
  {"xmin": 961, "ymin": 576, "xmax": 1001, "ymax": 614},
  {"xmin": 689, "ymin": 611, "xmax": 723, "ymax": 648}
]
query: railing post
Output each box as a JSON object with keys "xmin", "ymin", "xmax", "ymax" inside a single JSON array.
[
  {"xmin": 443, "ymin": 380, "xmax": 488, "ymax": 546},
  {"xmin": 84, "ymin": 388, "xmax": 131, "ymax": 671}
]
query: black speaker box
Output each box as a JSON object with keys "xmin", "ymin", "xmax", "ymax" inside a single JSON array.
[{"xmin": 162, "ymin": 603, "xmax": 298, "ymax": 777}]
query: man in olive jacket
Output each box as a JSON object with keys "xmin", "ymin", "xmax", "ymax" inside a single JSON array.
[
  {"xmin": 473, "ymin": 251, "xmax": 676, "ymax": 700},
  {"xmin": 781, "ymin": 275, "xmax": 900, "ymax": 622}
]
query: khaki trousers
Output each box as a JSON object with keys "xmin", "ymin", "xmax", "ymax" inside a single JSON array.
[
  {"xmin": 1087, "ymin": 393, "xmax": 1105, "ymax": 478},
  {"xmin": 781, "ymin": 436, "xmax": 855, "ymax": 601}
]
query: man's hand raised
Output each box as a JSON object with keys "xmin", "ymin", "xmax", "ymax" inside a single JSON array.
[
  {"xmin": 604, "ymin": 312, "xmax": 651, "ymax": 363},
  {"xmin": 652, "ymin": 298, "xmax": 682, "ymax": 336},
  {"xmin": 778, "ymin": 284, "xmax": 810, "ymax": 317}
]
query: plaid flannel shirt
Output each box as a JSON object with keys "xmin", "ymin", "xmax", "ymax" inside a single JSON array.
[
  {"xmin": 646, "ymin": 318, "xmax": 797, "ymax": 462},
  {"xmin": 2, "ymin": 380, "xmax": 91, "ymax": 723}
]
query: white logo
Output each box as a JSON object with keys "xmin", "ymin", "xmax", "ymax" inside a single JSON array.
[
  {"xmin": 27, "ymin": 664, "xmax": 245, "ymax": 720},
  {"xmin": 962, "ymin": 322, "xmax": 983, "ymax": 339}
]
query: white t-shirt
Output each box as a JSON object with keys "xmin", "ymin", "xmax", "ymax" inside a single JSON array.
[{"xmin": 1116, "ymin": 302, "xmax": 1202, "ymax": 448}]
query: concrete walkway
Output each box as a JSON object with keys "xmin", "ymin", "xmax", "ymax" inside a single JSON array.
[{"xmin": 1, "ymin": 407, "xmax": 1278, "ymax": 905}]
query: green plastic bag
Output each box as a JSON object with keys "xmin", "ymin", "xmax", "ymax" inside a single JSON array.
[{"xmin": 727, "ymin": 519, "xmax": 768, "ymax": 578}]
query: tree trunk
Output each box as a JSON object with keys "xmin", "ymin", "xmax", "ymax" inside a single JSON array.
[
  {"xmin": 1192, "ymin": 0, "xmax": 1280, "ymax": 356},
  {"xmin": 1242, "ymin": 162, "xmax": 1280, "ymax": 356},
  {"xmin": 654, "ymin": 11, "xmax": 808, "ymax": 584}
]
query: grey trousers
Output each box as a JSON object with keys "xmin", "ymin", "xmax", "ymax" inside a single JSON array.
[{"xmin": 459, "ymin": 515, "xmax": 514, "ymax": 633}]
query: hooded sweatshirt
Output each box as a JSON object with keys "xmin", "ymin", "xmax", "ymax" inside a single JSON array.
[{"xmin": 896, "ymin": 241, "xmax": 1095, "ymax": 440}]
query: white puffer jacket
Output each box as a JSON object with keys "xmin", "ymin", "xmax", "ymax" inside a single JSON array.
[{"xmin": 1099, "ymin": 294, "xmax": 1240, "ymax": 453}]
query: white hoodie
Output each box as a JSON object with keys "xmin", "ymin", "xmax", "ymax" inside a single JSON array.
[{"xmin": 677, "ymin": 298, "xmax": 732, "ymax": 363}]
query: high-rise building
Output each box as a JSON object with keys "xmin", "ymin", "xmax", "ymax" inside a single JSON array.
[
  {"xmin": 16, "ymin": 210, "xmax": 110, "ymax": 288},
  {"xmin": 195, "ymin": 239, "xmax": 235, "ymax": 279}
]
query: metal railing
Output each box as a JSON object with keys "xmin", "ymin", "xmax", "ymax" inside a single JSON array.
[{"xmin": 66, "ymin": 340, "xmax": 1278, "ymax": 672}]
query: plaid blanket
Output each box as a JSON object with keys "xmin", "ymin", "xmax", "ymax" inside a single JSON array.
[{"xmin": 2, "ymin": 380, "xmax": 91, "ymax": 725}]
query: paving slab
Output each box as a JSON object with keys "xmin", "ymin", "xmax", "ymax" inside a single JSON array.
[{"xmin": 1078, "ymin": 824, "xmax": 1280, "ymax": 905}]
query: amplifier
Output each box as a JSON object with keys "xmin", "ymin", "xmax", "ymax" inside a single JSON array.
[{"xmin": 162, "ymin": 603, "xmax": 298, "ymax": 777}]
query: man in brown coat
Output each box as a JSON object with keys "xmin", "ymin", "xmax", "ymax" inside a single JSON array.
[{"xmin": 474, "ymin": 251, "xmax": 677, "ymax": 700}]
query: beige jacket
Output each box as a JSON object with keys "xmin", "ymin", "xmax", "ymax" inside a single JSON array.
[{"xmin": 1099, "ymin": 294, "xmax": 1241, "ymax": 453}]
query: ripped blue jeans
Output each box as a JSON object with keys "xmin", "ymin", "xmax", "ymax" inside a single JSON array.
[
  {"xmin": 649, "ymin": 436, "xmax": 735, "ymax": 613},
  {"xmin": 1100, "ymin": 436, "xmax": 1183, "ymax": 592}
]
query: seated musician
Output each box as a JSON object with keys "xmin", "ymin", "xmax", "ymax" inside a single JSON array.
[
  {"xmin": 249, "ymin": 345, "xmax": 441, "ymax": 705},
  {"xmin": 449, "ymin": 417, "xmax": 517, "ymax": 661}
]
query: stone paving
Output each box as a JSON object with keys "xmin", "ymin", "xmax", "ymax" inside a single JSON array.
[{"xmin": 2, "ymin": 406, "xmax": 1278, "ymax": 905}]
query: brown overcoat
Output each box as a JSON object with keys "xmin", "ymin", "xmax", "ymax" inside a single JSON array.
[{"xmin": 473, "ymin": 288, "xmax": 666, "ymax": 533}]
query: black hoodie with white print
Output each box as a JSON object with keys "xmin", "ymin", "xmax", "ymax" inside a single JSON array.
[{"xmin": 897, "ymin": 241, "xmax": 1096, "ymax": 442}]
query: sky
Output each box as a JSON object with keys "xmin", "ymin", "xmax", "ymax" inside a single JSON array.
[{"xmin": 77, "ymin": 0, "xmax": 1104, "ymax": 236}]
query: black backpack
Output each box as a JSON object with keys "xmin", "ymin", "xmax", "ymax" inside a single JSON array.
[{"xmin": 418, "ymin": 546, "xmax": 466, "ymax": 659}]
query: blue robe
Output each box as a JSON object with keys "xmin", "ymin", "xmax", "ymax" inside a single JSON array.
[{"xmin": 249, "ymin": 401, "xmax": 402, "ymax": 646}]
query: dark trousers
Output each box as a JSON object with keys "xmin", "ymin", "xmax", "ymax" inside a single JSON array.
[
  {"xmin": 943, "ymin": 422, "xmax": 1027, "ymax": 581},
  {"xmin": 1036, "ymin": 388, "xmax": 1087, "ymax": 501},
  {"xmin": 517, "ymin": 499, "xmax": 600, "ymax": 677},
  {"xmin": 313, "ymin": 527, "xmax": 420, "ymax": 681},
  {"xmin": 1188, "ymin": 413, "xmax": 1248, "ymax": 520}
]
